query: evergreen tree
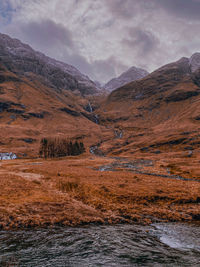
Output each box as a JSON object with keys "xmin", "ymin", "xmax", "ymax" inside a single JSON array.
[{"xmin": 39, "ymin": 138, "xmax": 86, "ymax": 158}]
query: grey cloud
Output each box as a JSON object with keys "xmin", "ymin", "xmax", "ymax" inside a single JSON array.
[
  {"xmin": 19, "ymin": 19, "xmax": 74, "ymax": 50},
  {"xmin": 18, "ymin": 20, "xmax": 120, "ymax": 82},
  {"xmin": 6, "ymin": 17, "xmax": 125, "ymax": 83},
  {"xmin": 64, "ymin": 54, "xmax": 128, "ymax": 83},
  {"xmin": 64, "ymin": 53, "xmax": 94, "ymax": 77},
  {"xmin": 156, "ymin": 0, "xmax": 200, "ymax": 20},
  {"xmin": 92, "ymin": 19, "xmax": 115, "ymax": 32},
  {"xmin": 92, "ymin": 58, "xmax": 118, "ymax": 82},
  {"xmin": 122, "ymin": 28, "xmax": 159, "ymax": 56},
  {"xmin": 91, "ymin": 57, "xmax": 128, "ymax": 83},
  {"xmin": 106, "ymin": 0, "xmax": 200, "ymax": 21},
  {"xmin": 5, "ymin": 19, "xmax": 95, "ymax": 78},
  {"xmin": 105, "ymin": 0, "xmax": 137, "ymax": 18},
  {"xmin": 66, "ymin": 55, "xmax": 127, "ymax": 83},
  {"xmin": 2, "ymin": 0, "xmax": 200, "ymax": 84},
  {"xmin": 105, "ymin": 0, "xmax": 155, "ymax": 19}
]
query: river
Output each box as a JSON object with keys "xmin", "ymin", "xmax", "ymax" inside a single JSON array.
[{"xmin": 0, "ymin": 223, "xmax": 199, "ymax": 266}]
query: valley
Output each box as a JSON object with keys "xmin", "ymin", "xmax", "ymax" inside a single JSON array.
[
  {"xmin": 1, "ymin": 0, "xmax": 200, "ymax": 265},
  {"xmin": 0, "ymin": 33, "xmax": 200, "ymax": 230}
]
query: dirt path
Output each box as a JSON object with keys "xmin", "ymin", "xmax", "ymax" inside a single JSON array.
[{"xmin": 0, "ymin": 161, "xmax": 43, "ymax": 181}]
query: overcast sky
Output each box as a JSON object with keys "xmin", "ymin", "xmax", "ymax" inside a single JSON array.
[{"xmin": 0, "ymin": 0, "xmax": 200, "ymax": 83}]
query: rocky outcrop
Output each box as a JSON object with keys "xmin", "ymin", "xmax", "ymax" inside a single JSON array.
[
  {"xmin": 104, "ymin": 66, "xmax": 148, "ymax": 92},
  {"xmin": 165, "ymin": 90, "xmax": 199, "ymax": 102},
  {"xmin": 189, "ymin": 53, "xmax": 200, "ymax": 72},
  {"xmin": 0, "ymin": 101, "xmax": 25, "ymax": 113},
  {"xmin": 0, "ymin": 33, "xmax": 99, "ymax": 95},
  {"xmin": 59, "ymin": 107, "xmax": 80, "ymax": 117}
]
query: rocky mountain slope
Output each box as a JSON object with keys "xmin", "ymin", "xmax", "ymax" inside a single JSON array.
[
  {"xmin": 1, "ymin": 31, "xmax": 200, "ymax": 159},
  {"xmin": 189, "ymin": 52, "xmax": 200, "ymax": 72},
  {"xmin": 0, "ymin": 61, "xmax": 106, "ymax": 156},
  {"xmin": 0, "ymin": 33, "xmax": 99, "ymax": 95},
  {"xmin": 104, "ymin": 66, "xmax": 148, "ymax": 92},
  {"xmin": 108, "ymin": 55, "xmax": 200, "ymax": 102},
  {"xmin": 96, "ymin": 53, "xmax": 200, "ymax": 155}
]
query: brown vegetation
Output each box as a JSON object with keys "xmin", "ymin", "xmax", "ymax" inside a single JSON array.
[
  {"xmin": 0, "ymin": 152, "xmax": 200, "ymax": 229},
  {"xmin": 1, "ymin": 52, "xmax": 200, "ymax": 230}
]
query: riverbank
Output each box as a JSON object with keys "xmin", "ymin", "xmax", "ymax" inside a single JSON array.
[{"xmin": 0, "ymin": 153, "xmax": 200, "ymax": 229}]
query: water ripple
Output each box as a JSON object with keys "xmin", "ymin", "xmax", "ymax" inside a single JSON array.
[{"xmin": 0, "ymin": 224, "xmax": 200, "ymax": 266}]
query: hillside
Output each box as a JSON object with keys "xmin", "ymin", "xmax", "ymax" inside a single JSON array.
[
  {"xmin": 97, "ymin": 54, "xmax": 200, "ymax": 156},
  {"xmin": 0, "ymin": 33, "xmax": 99, "ymax": 96},
  {"xmin": 1, "ymin": 34, "xmax": 200, "ymax": 229},
  {"xmin": 1, "ymin": 32, "xmax": 200, "ymax": 160},
  {"xmin": 0, "ymin": 62, "xmax": 107, "ymax": 156}
]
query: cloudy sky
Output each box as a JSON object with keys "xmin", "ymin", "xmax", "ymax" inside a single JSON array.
[{"xmin": 0, "ymin": 0, "xmax": 200, "ymax": 83}]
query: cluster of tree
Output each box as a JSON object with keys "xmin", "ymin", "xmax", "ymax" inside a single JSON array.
[{"xmin": 39, "ymin": 137, "xmax": 85, "ymax": 158}]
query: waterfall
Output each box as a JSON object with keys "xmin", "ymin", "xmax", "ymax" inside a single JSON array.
[
  {"xmin": 94, "ymin": 115, "xmax": 99, "ymax": 124},
  {"xmin": 85, "ymin": 102, "xmax": 99, "ymax": 124},
  {"xmin": 114, "ymin": 129, "xmax": 123, "ymax": 139},
  {"xmin": 88, "ymin": 102, "xmax": 93, "ymax": 113}
]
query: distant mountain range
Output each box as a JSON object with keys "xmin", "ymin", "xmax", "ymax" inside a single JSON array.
[
  {"xmin": 108, "ymin": 54, "xmax": 200, "ymax": 103},
  {"xmin": 1, "ymin": 32, "xmax": 200, "ymax": 157},
  {"xmin": 103, "ymin": 66, "xmax": 149, "ymax": 92},
  {"xmin": 0, "ymin": 33, "xmax": 153, "ymax": 94},
  {"xmin": 103, "ymin": 53, "xmax": 200, "ymax": 93}
]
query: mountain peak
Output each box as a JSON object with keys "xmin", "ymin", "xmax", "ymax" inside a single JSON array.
[{"xmin": 104, "ymin": 66, "xmax": 149, "ymax": 92}]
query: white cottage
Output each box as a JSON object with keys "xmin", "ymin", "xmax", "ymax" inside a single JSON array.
[{"xmin": 0, "ymin": 153, "xmax": 17, "ymax": 160}]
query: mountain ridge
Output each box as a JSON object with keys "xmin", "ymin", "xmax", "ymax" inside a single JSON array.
[
  {"xmin": 1, "ymin": 32, "xmax": 200, "ymax": 158},
  {"xmin": 93, "ymin": 53, "xmax": 200, "ymax": 156},
  {"xmin": 0, "ymin": 33, "xmax": 99, "ymax": 95},
  {"xmin": 104, "ymin": 66, "xmax": 149, "ymax": 92},
  {"xmin": 108, "ymin": 54, "xmax": 200, "ymax": 101}
]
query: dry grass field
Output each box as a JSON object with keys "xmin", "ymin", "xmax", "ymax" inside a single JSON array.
[{"xmin": 0, "ymin": 151, "xmax": 200, "ymax": 229}]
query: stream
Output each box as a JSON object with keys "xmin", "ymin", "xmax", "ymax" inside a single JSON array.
[
  {"xmin": 0, "ymin": 223, "xmax": 199, "ymax": 266},
  {"xmin": 95, "ymin": 158, "xmax": 200, "ymax": 182}
]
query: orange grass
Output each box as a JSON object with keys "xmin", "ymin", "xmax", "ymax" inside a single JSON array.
[{"xmin": 0, "ymin": 154, "xmax": 200, "ymax": 229}]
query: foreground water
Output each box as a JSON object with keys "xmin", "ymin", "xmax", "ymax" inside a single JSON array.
[{"xmin": 0, "ymin": 223, "xmax": 199, "ymax": 266}]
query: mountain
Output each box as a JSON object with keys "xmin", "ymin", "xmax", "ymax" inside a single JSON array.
[
  {"xmin": 97, "ymin": 53, "xmax": 200, "ymax": 155},
  {"xmin": 0, "ymin": 33, "xmax": 99, "ymax": 95},
  {"xmin": 0, "ymin": 60, "xmax": 106, "ymax": 156},
  {"xmin": 104, "ymin": 66, "xmax": 149, "ymax": 92},
  {"xmin": 1, "ymin": 31, "xmax": 200, "ymax": 159},
  {"xmin": 108, "ymin": 55, "xmax": 200, "ymax": 102},
  {"xmin": 0, "ymin": 33, "xmax": 110, "ymax": 156}
]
